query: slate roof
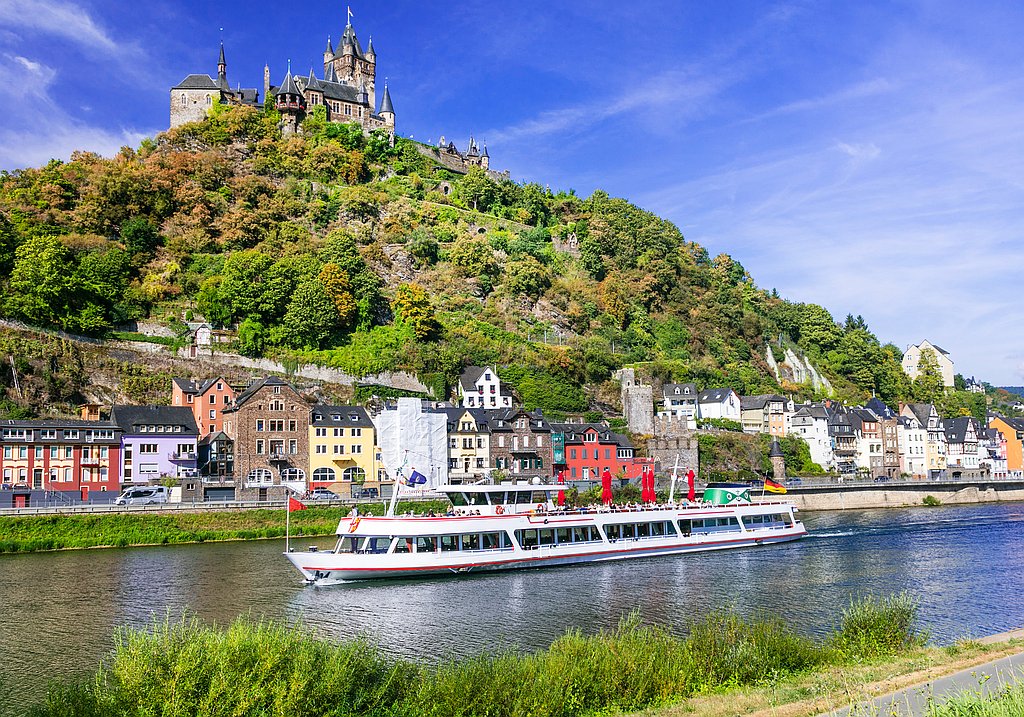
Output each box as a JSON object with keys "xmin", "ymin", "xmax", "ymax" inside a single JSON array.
[
  {"xmin": 111, "ymin": 405, "xmax": 198, "ymax": 435},
  {"xmin": 229, "ymin": 376, "xmax": 295, "ymax": 409},
  {"xmin": 276, "ymin": 69, "xmax": 302, "ymax": 97},
  {"xmin": 441, "ymin": 407, "xmax": 491, "ymax": 432},
  {"xmin": 484, "ymin": 408, "xmax": 550, "ymax": 432},
  {"xmin": 698, "ymin": 388, "xmax": 736, "ymax": 403},
  {"xmin": 459, "ymin": 366, "xmax": 487, "ymax": 391},
  {"xmin": 904, "ymin": 403, "xmax": 938, "ymax": 427},
  {"xmin": 865, "ymin": 397, "xmax": 896, "ymax": 419},
  {"xmin": 198, "ymin": 430, "xmax": 230, "ymax": 446},
  {"xmin": 944, "ymin": 417, "xmax": 978, "ymax": 444},
  {"xmin": 172, "ymin": 74, "xmax": 220, "ymax": 90},
  {"xmin": 549, "ymin": 423, "xmax": 633, "ymax": 449},
  {"xmin": 310, "ymin": 405, "xmax": 373, "ymax": 428},
  {"xmin": 741, "ymin": 394, "xmax": 785, "ymax": 410},
  {"xmin": 379, "ymin": 83, "xmax": 394, "ymax": 114},
  {"xmin": 339, "ymin": 23, "xmax": 365, "ymax": 57},
  {"xmin": 172, "ymin": 377, "xmax": 219, "ymax": 395},
  {"xmin": 663, "ymin": 383, "xmax": 698, "ymax": 399}
]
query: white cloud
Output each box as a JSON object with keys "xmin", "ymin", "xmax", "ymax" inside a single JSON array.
[{"xmin": 0, "ymin": 0, "xmax": 120, "ymax": 54}]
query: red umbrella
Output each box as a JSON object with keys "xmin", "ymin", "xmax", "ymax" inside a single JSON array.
[
  {"xmin": 601, "ymin": 468, "xmax": 614, "ymax": 505},
  {"xmin": 639, "ymin": 465, "xmax": 648, "ymax": 503},
  {"xmin": 686, "ymin": 468, "xmax": 696, "ymax": 502},
  {"xmin": 644, "ymin": 465, "xmax": 656, "ymax": 503},
  {"xmin": 556, "ymin": 469, "xmax": 566, "ymax": 506}
]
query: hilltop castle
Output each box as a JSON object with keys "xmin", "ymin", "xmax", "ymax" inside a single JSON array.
[{"xmin": 170, "ymin": 12, "xmax": 395, "ymax": 137}]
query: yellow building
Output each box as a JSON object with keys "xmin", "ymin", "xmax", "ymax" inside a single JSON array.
[
  {"xmin": 444, "ymin": 408, "xmax": 491, "ymax": 484},
  {"xmin": 309, "ymin": 406, "xmax": 381, "ymax": 497}
]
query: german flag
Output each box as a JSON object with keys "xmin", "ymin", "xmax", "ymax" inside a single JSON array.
[{"xmin": 764, "ymin": 478, "xmax": 788, "ymax": 494}]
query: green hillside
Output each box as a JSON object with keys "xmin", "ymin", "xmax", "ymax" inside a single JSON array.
[{"xmin": 0, "ymin": 103, "xmax": 987, "ymax": 418}]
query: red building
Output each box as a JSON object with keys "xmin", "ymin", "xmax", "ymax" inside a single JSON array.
[
  {"xmin": 172, "ymin": 376, "xmax": 237, "ymax": 436},
  {"xmin": 551, "ymin": 423, "xmax": 645, "ymax": 481},
  {"xmin": 0, "ymin": 418, "xmax": 122, "ymax": 500}
]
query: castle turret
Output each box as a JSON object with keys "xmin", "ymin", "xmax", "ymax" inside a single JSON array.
[
  {"xmin": 378, "ymin": 82, "xmax": 395, "ymax": 128},
  {"xmin": 263, "ymin": 63, "xmax": 270, "ymax": 104},
  {"xmin": 323, "ymin": 36, "xmax": 334, "ymax": 76},
  {"xmin": 769, "ymin": 438, "xmax": 786, "ymax": 482},
  {"xmin": 275, "ymin": 66, "xmax": 306, "ymax": 134},
  {"xmin": 366, "ymin": 35, "xmax": 376, "ymax": 60},
  {"xmin": 480, "ymin": 143, "xmax": 490, "ymax": 170},
  {"xmin": 217, "ymin": 42, "xmax": 228, "ymax": 90}
]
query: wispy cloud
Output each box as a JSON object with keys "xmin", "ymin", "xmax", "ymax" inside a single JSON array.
[{"xmin": 0, "ymin": 0, "xmax": 121, "ymax": 55}]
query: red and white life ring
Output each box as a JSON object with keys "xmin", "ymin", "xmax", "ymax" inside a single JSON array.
[
  {"xmin": 536, "ymin": 503, "xmax": 545, "ymax": 512},
  {"xmin": 495, "ymin": 505, "xmax": 505, "ymax": 515},
  {"xmin": 348, "ymin": 517, "xmax": 361, "ymax": 533}
]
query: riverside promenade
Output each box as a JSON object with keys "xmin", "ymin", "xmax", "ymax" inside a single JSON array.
[{"xmin": 822, "ymin": 629, "xmax": 1024, "ymax": 716}]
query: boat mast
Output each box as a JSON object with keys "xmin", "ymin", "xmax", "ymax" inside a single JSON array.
[{"xmin": 668, "ymin": 454, "xmax": 679, "ymax": 504}]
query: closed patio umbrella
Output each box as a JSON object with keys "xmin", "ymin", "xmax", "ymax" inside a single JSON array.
[{"xmin": 601, "ymin": 468, "xmax": 614, "ymax": 505}]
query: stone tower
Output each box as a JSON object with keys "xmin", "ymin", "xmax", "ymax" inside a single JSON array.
[
  {"xmin": 275, "ymin": 67, "xmax": 305, "ymax": 135},
  {"xmin": 614, "ymin": 368, "xmax": 655, "ymax": 435},
  {"xmin": 769, "ymin": 438, "xmax": 786, "ymax": 481},
  {"xmin": 378, "ymin": 82, "xmax": 395, "ymax": 129},
  {"xmin": 327, "ymin": 14, "xmax": 376, "ymax": 110}
]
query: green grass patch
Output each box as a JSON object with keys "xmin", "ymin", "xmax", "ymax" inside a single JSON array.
[
  {"xmin": 0, "ymin": 501, "xmax": 448, "ymax": 554},
  {"xmin": 24, "ymin": 595, "xmax": 933, "ymax": 717},
  {"xmin": 930, "ymin": 681, "xmax": 1024, "ymax": 716}
]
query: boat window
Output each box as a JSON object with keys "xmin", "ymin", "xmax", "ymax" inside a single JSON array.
[
  {"xmin": 515, "ymin": 491, "xmax": 533, "ymax": 505},
  {"xmin": 415, "ymin": 536, "xmax": 436, "ymax": 553},
  {"xmin": 481, "ymin": 532, "xmax": 507, "ymax": 550},
  {"xmin": 538, "ymin": 529, "xmax": 555, "ymax": 546},
  {"xmin": 440, "ymin": 535, "xmax": 460, "ymax": 552},
  {"xmin": 555, "ymin": 527, "xmax": 571, "ymax": 544},
  {"xmin": 531, "ymin": 491, "xmax": 548, "ymax": 504},
  {"xmin": 650, "ymin": 522, "xmax": 664, "ymax": 537},
  {"xmin": 516, "ymin": 529, "xmax": 539, "ymax": 549},
  {"xmin": 678, "ymin": 519, "xmax": 692, "ymax": 537},
  {"xmin": 392, "ymin": 537, "xmax": 413, "ymax": 554},
  {"xmin": 589, "ymin": 526, "xmax": 603, "ymax": 541},
  {"xmin": 462, "ymin": 533, "xmax": 481, "ymax": 551},
  {"xmin": 469, "ymin": 493, "xmax": 489, "ymax": 506},
  {"xmin": 637, "ymin": 522, "xmax": 651, "ymax": 538},
  {"xmin": 337, "ymin": 536, "xmax": 359, "ymax": 553},
  {"xmin": 449, "ymin": 492, "xmax": 468, "ymax": 507},
  {"xmin": 605, "ymin": 524, "xmax": 621, "ymax": 540},
  {"xmin": 360, "ymin": 537, "xmax": 391, "ymax": 554},
  {"xmin": 622, "ymin": 523, "xmax": 636, "ymax": 539}
]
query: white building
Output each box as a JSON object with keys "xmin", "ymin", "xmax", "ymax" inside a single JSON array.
[
  {"xmin": 658, "ymin": 383, "xmax": 699, "ymax": 428},
  {"xmin": 897, "ymin": 415, "xmax": 927, "ymax": 478},
  {"xmin": 789, "ymin": 403, "xmax": 834, "ymax": 471},
  {"xmin": 372, "ymin": 398, "xmax": 449, "ymax": 488},
  {"xmin": 944, "ymin": 417, "xmax": 980, "ymax": 476},
  {"xmin": 902, "ymin": 340, "xmax": 954, "ymax": 388},
  {"xmin": 697, "ymin": 388, "xmax": 741, "ymax": 422},
  {"xmin": 458, "ymin": 366, "xmax": 513, "ymax": 409}
]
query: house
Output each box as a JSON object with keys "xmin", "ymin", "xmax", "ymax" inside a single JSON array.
[
  {"xmin": 486, "ymin": 407, "xmax": 553, "ymax": 480},
  {"xmin": 222, "ymin": 376, "xmax": 311, "ymax": 500},
  {"xmin": 866, "ymin": 398, "xmax": 901, "ymax": 480},
  {"xmin": 309, "ymin": 405, "xmax": 381, "ymax": 496},
  {"xmin": 659, "ymin": 383, "xmax": 699, "ymax": 427},
  {"xmin": 111, "ymin": 405, "xmax": 199, "ymax": 488},
  {"xmin": 197, "ymin": 431, "xmax": 234, "ymax": 500},
  {"xmin": 901, "ymin": 340, "xmax": 954, "ymax": 387},
  {"xmin": 988, "ymin": 415, "xmax": 1024, "ymax": 477},
  {"xmin": 372, "ymin": 397, "xmax": 449, "ymax": 488},
  {"xmin": 964, "ymin": 377, "xmax": 985, "ymax": 394},
  {"xmin": 0, "ymin": 417, "xmax": 122, "ymax": 500},
  {"xmin": 900, "ymin": 403, "xmax": 947, "ymax": 479},
  {"xmin": 172, "ymin": 377, "xmax": 237, "ymax": 436},
  {"xmin": 458, "ymin": 366, "xmax": 513, "ymax": 410},
  {"xmin": 740, "ymin": 394, "xmax": 788, "ymax": 436},
  {"xmin": 697, "ymin": 388, "xmax": 741, "ymax": 422},
  {"xmin": 551, "ymin": 423, "xmax": 642, "ymax": 481},
  {"xmin": 897, "ymin": 414, "xmax": 927, "ymax": 479},
  {"xmin": 789, "ymin": 402, "xmax": 834, "ymax": 471},
  {"xmin": 979, "ymin": 427, "xmax": 1008, "ymax": 478},
  {"xmin": 850, "ymin": 408, "xmax": 883, "ymax": 477},
  {"xmin": 944, "ymin": 417, "xmax": 981, "ymax": 477},
  {"xmin": 443, "ymin": 408, "xmax": 492, "ymax": 484},
  {"xmin": 828, "ymin": 409, "xmax": 857, "ymax": 477}
]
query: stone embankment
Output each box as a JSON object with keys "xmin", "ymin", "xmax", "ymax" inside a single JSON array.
[{"xmin": 786, "ymin": 478, "xmax": 1024, "ymax": 510}]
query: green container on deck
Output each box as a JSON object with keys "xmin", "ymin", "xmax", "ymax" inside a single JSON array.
[{"xmin": 702, "ymin": 483, "xmax": 752, "ymax": 505}]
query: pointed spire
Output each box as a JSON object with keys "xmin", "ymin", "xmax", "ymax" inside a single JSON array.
[
  {"xmin": 326, "ymin": 34, "xmax": 334, "ymax": 54},
  {"xmin": 367, "ymin": 35, "xmax": 375, "ymax": 55},
  {"xmin": 379, "ymin": 82, "xmax": 395, "ymax": 115},
  {"xmin": 481, "ymin": 143, "xmax": 489, "ymax": 158},
  {"xmin": 324, "ymin": 62, "xmax": 338, "ymax": 83},
  {"xmin": 276, "ymin": 64, "xmax": 301, "ymax": 98},
  {"xmin": 218, "ymin": 41, "xmax": 226, "ymax": 67},
  {"xmin": 216, "ymin": 41, "xmax": 228, "ymax": 90},
  {"xmin": 307, "ymin": 68, "xmax": 322, "ymax": 91}
]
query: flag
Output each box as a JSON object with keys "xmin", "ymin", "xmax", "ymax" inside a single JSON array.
[
  {"xmin": 288, "ymin": 496, "xmax": 307, "ymax": 512},
  {"xmin": 764, "ymin": 477, "xmax": 787, "ymax": 494},
  {"xmin": 409, "ymin": 469, "xmax": 427, "ymax": 485}
]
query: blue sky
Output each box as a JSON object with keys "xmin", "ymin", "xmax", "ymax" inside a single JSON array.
[{"xmin": 3, "ymin": 0, "xmax": 1024, "ymax": 384}]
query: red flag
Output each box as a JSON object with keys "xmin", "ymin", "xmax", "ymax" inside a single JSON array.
[
  {"xmin": 601, "ymin": 468, "xmax": 614, "ymax": 505},
  {"xmin": 288, "ymin": 496, "xmax": 307, "ymax": 512},
  {"xmin": 686, "ymin": 469, "xmax": 696, "ymax": 502}
]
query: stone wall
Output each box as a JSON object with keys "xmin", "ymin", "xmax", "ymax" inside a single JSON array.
[
  {"xmin": 785, "ymin": 479, "xmax": 1024, "ymax": 511},
  {"xmin": 614, "ymin": 368, "xmax": 655, "ymax": 436},
  {"xmin": 647, "ymin": 436, "xmax": 699, "ymax": 477}
]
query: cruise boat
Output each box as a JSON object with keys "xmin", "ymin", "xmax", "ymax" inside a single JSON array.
[{"xmin": 284, "ymin": 482, "xmax": 807, "ymax": 583}]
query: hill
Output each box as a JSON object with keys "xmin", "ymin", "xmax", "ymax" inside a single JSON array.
[{"xmin": 0, "ymin": 103, "xmax": 987, "ymax": 418}]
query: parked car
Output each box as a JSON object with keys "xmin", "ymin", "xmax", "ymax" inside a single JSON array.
[
  {"xmin": 352, "ymin": 487, "xmax": 379, "ymax": 499},
  {"xmin": 308, "ymin": 488, "xmax": 339, "ymax": 501},
  {"xmin": 115, "ymin": 486, "xmax": 169, "ymax": 506},
  {"xmin": 873, "ymin": 475, "xmax": 891, "ymax": 482}
]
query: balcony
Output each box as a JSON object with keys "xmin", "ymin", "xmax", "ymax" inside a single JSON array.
[
  {"xmin": 171, "ymin": 451, "xmax": 197, "ymax": 461},
  {"xmin": 79, "ymin": 457, "xmax": 101, "ymax": 466},
  {"xmin": 269, "ymin": 451, "xmax": 288, "ymax": 462}
]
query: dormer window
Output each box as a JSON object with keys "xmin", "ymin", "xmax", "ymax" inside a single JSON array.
[{"xmin": 332, "ymin": 414, "xmax": 341, "ymax": 421}]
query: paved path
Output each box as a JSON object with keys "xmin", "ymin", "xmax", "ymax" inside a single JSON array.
[{"xmin": 822, "ymin": 632, "xmax": 1024, "ymax": 716}]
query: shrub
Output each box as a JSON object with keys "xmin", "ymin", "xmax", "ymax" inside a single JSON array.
[{"xmin": 830, "ymin": 593, "xmax": 927, "ymax": 659}]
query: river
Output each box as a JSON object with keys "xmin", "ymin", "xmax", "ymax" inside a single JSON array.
[{"xmin": 2, "ymin": 502, "xmax": 1023, "ymax": 710}]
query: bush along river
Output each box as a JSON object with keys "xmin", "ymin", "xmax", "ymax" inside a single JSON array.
[{"xmin": 2, "ymin": 502, "xmax": 1024, "ymax": 712}]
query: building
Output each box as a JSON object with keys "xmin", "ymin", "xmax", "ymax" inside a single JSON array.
[
  {"xmin": 0, "ymin": 418, "xmax": 122, "ymax": 499},
  {"xmin": 551, "ymin": 423, "xmax": 641, "ymax": 481},
  {"xmin": 900, "ymin": 403, "xmax": 947, "ymax": 479},
  {"xmin": 372, "ymin": 397, "xmax": 449, "ymax": 488},
  {"xmin": 458, "ymin": 366, "xmax": 513, "ymax": 410},
  {"xmin": 111, "ymin": 405, "xmax": 199, "ymax": 487},
  {"xmin": 309, "ymin": 405, "xmax": 381, "ymax": 496},
  {"xmin": 172, "ymin": 377, "xmax": 237, "ymax": 436},
  {"xmin": 486, "ymin": 408, "xmax": 553, "ymax": 480},
  {"xmin": 659, "ymin": 383, "xmax": 699, "ymax": 427},
  {"xmin": 988, "ymin": 415, "xmax": 1024, "ymax": 477},
  {"xmin": 865, "ymin": 398, "xmax": 902, "ymax": 480},
  {"xmin": 901, "ymin": 340, "xmax": 955, "ymax": 387},
  {"xmin": 944, "ymin": 417, "xmax": 981, "ymax": 477},
  {"xmin": 828, "ymin": 410, "xmax": 857, "ymax": 477},
  {"xmin": 980, "ymin": 427, "xmax": 1008, "ymax": 478},
  {"xmin": 197, "ymin": 431, "xmax": 235, "ymax": 500},
  {"xmin": 697, "ymin": 388, "xmax": 741, "ymax": 422},
  {"xmin": 789, "ymin": 402, "xmax": 834, "ymax": 471},
  {"xmin": 170, "ymin": 43, "xmax": 261, "ymax": 127},
  {"xmin": 443, "ymin": 408, "xmax": 492, "ymax": 484},
  {"xmin": 850, "ymin": 408, "xmax": 883, "ymax": 477},
  {"xmin": 897, "ymin": 414, "xmax": 927, "ymax": 479},
  {"xmin": 740, "ymin": 394, "xmax": 788, "ymax": 436},
  {"xmin": 222, "ymin": 377, "xmax": 311, "ymax": 499}
]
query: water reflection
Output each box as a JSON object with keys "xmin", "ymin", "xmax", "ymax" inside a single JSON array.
[{"xmin": 3, "ymin": 503, "xmax": 1024, "ymax": 709}]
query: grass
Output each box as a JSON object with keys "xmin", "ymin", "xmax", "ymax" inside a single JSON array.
[
  {"xmin": 20, "ymin": 594, "xmax": 957, "ymax": 717},
  {"xmin": 0, "ymin": 501, "xmax": 449, "ymax": 554},
  {"xmin": 929, "ymin": 682, "xmax": 1024, "ymax": 716}
]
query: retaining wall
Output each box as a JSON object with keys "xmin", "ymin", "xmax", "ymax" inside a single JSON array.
[{"xmin": 787, "ymin": 479, "xmax": 1024, "ymax": 511}]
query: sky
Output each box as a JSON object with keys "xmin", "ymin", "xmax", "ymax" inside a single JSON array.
[{"xmin": 2, "ymin": 0, "xmax": 1024, "ymax": 384}]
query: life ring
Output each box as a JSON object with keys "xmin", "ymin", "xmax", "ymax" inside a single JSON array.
[
  {"xmin": 536, "ymin": 503, "xmax": 544, "ymax": 512},
  {"xmin": 495, "ymin": 505, "xmax": 505, "ymax": 515},
  {"xmin": 348, "ymin": 517, "xmax": 361, "ymax": 533}
]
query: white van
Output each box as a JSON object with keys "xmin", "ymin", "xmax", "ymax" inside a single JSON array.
[{"xmin": 115, "ymin": 486, "xmax": 170, "ymax": 506}]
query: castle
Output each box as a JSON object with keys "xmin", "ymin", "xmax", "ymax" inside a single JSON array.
[{"xmin": 170, "ymin": 11, "xmax": 395, "ymax": 137}]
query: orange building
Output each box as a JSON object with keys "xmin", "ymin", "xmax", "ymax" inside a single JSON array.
[
  {"xmin": 988, "ymin": 416, "xmax": 1024, "ymax": 474},
  {"xmin": 172, "ymin": 377, "xmax": 237, "ymax": 436}
]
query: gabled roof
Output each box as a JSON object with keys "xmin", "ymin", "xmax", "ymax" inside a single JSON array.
[
  {"xmin": 741, "ymin": 394, "xmax": 785, "ymax": 410},
  {"xmin": 698, "ymin": 387, "xmax": 737, "ymax": 403},
  {"xmin": 459, "ymin": 366, "xmax": 493, "ymax": 391},
  {"xmin": 549, "ymin": 422, "xmax": 633, "ymax": 449},
  {"xmin": 441, "ymin": 407, "xmax": 491, "ymax": 432},
  {"xmin": 229, "ymin": 376, "xmax": 297, "ymax": 410},
  {"xmin": 172, "ymin": 74, "xmax": 220, "ymax": 90},
  {"xmin": 310, "ymin": 405, "xmax": 372, "ymax": 428},
  {"xmin": 172, "ymin": 377, "xmax": 224, "ymax": 396},
  {"xmin": 484, "ymin": 407, "xmax": 549, "ymax": 432},
  {"xmin": 865, "ymin": 397, "xmax": 896, "ymax": 419},
  {"xmin": 663, "ymin": 383, "xmax": 697, "ymax": 398},
  {"xmin": 306, "ymin": 70, "xmax": 322, "ymax": 92},
  {"xmin": 111, "ymin": 405, "xmax": 198, "ymax": 435},
  {"xmin": 944, "ymin": 417, "xmax": 978, "ymax": 444},
  {"xmin": 904, "ymin": 403, "xmax": 938, "ymax": 426},
  {"xmin": 199, "ymin": 430, "xmax": 230, "ymax": 446}
]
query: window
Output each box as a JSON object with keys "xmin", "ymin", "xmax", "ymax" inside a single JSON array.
[
  {"xmin": 256, "ymin": 420, "xmax": 265, "ymax": 432},
  {"xmin": 35, "ymin": 446, "xmax": 43, "ymax": 459},
  {"xmin": 256, "ymin": 440, "xmax": 265, "ymax": 455},
  {"xmin": 351, "ymin": 444, "xmax": 362, "ymax": 455},
  {"xmin": 209, "ymin": 410, "xmax": 216, "ymax": 420},
  {"xmin": 49, "ymin": 446, "xmax": 57, "ymax": 459},
  {"xmin": 2, "ymin": 446, "xmax": 9, "ymax": 459},
  {"xmin": 289, "ymin": 439, "xmax": 297, "ymax": 454},
  {"xmin": 333, "ymin": 445, "xmax": 345, "ymax": 455},
  {"xmin": 100, "ymin": 447, "xmax": 108, "ymax": 459},
  {"xmin": 139, "ymin": 444, "xmax": 158, "ymax": 455},
  {"xmin": 313, "ymin": 467, "xmax": 336, "ymax": 482},
  {"xmin": 209, "ymin": 395, "xmax": 216, "ymax": 405},
  {"xmin": 41, "ymin": 429, "xmax": 56, "ymax": 440},
  {"xmin": 288, "ymin": 420, "xmax": 297, "ymax": 432},
  {"xmin": 180, "ymin": 93, "xmax": 187, "ymax": 106},
  {"xmin": 316, "ymin": 444, "xmax": 327, "ymax": 454},
  {"xmin": 65, "ymin": 430, "xmax": 79, "ymax": 439},
  {"xmin": 351, "ymin": 428, "xmax": 362, "ymax": 437},
  {"xmin": 187, "ymin": 394, "xmax": 194, "ymax": 403},
  {"xmin": 343, "ymin": 467, "xmax": 366, "ymax": 482},
  {"xmin": 269, "ymin": 420, "xmax": 284, "ymax": 432},
  {"xmin": 281, "ymin": 468, "xmax": 305, "ymax": 482},
  {"xmin": 65, "ymin": 446, "xmax": 73, "ymax": 459},
  {"xmin": 247, "ymin": 468, "xmax": 272, "ymax": 484}
]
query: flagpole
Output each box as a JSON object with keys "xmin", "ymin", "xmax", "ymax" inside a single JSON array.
[
  {"xmin": 669, "ymin": 454, "xmax": 679, "ymax": 504},
  {"xmin": 285, "ymin": 495, "xmax": 291, "ymax": 552}
]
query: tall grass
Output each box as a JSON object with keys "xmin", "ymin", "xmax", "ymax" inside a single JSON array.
[
  {"xmin": 0, "ymin": 501, "xmax": 448, "ymax": 554},
  {"xmin": 24, "ymin": 595, "xmax": 929, "ymax": 717},
  {"xmin": 830, "ymin": 592, "xmax": 928, "ymax": 659},
  {"xmin": 929, "ymin": 683, "xmax": 1024, "ymax": 716}
]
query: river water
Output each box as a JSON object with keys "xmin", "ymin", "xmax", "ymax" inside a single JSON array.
[{"xmin": 2, "ymin": 502, "xmax": 1023, "ymax": 709}]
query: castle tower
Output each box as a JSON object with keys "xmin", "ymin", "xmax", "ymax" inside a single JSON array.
[
  {"xmin": 332, "ymin": 14, "xmax": 376, "ymax": 110},
  {"xmin": 480, "ymin": 143, "xmax": 490, "ymax": 170},
  {"xmin": 378, "ymin": 82, "xmax": 395, "ymax": 128},
  {"xmin": 263, "ymin": 63, "xmax": 270, "ymax": 105},
  {"xmin": 769, "ymin": 439, "xmax": 786, "ymax": 481},
  {"xmin": 323, "ymin": 35, "xmax": 334, "ymax": 77},
  {"xmin": 275, "ymin": 66, "xmax": 306, "ymax": 135},
  {"xmin": 217, "ymin": 42, "xmax": 228, "ymax": 90}
]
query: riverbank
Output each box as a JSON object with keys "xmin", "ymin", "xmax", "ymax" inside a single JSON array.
[
  {"xmin": 0, "ymin": 500, "xmax": 447, "ymax": 554},
  {"xmin": 787, "ymin": 478, "xmax": 1024, "ymax": 510},
  {"xmin": 21, "ymin": 594, "xmax": 1020, "ymax": 717}
]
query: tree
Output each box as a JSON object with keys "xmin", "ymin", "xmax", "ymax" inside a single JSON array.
[
  {"xmin": 119, "ymin": 216, "xmax": 161, "ymax": 261},
  {"xmin": 799, "ymin": 304, "xmax": 843, "ymax": 353},
  {"xmin": 911, "ymin": 348, "xmax": 946, "ymax": 404},
  {"xmin": 446, "ymin": 236, "xmax": 498, "ymax": 278},
  {"xmin": 279, "ymin": 279, "xmax": 341, "ymax": 349},
  {"xmin": 503, "ymin": 257, "xmax": 550, "ymax": 298},
  {"xmin": 4, "ymin": 236, "xmax": 76, "ymax": 329},
  {"xmin": 0, "ymin": 212, "xmax": 20, "ymax": 274},
  {"xmin": 196, "ymin": 276, "xmax": 231, "ymax": 326},
  {"xmin": 460, "ymin": 166, "xmax": 496, "ymax": 211},
  {"xmin": 236, "ymin": 318, "xmax": 266, "ymax": 357},
  {"xmin": 318, "ymin": 263, "xmax": 357, "ymax": 329},
  {"xmin": 218, "ymin": 250, "xmax": 274, "ymax": 322},
  {"xmin": 392, "ymin": 283, "xmax": 440, "ymax": 340}
]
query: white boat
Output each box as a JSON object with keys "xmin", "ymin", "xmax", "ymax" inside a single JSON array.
[{"xmin": 284, "ymin": 482, "xmax": 808, "ymax": 583}]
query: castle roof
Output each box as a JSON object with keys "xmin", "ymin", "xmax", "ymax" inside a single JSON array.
[
  {"xmin": 218, "ymin": 42, "xmax": 226, "ymax": 66},
  {"xmin": 379, "ymin": 83, "xmax": 395, "ymax": 114},
  {"xmin": 172, "ymin": 74, "xmax": 220, "ymax": 90},
  {"xmin": 317, "ymin": 77, "xmax": 370, "ymax": 105},
  {"xmin": 325, "ymin": 36, "xmax": 334, "ymax": 54},
  {"xmin": 481, "ymin": 144, "xmax": 489, "ymax": 158},
  {"xmin": 366, "ymin": 35, "xmax": 376, "ymax": 55},
  {"xmin": 324, "ymin": 62, "xmax": 338, "ymax": 83},
  {"xmin": 340, "ymin": 22, "xmax": 365, "ymax": 57},
  {"xmin": 276, "ymin": 69, "xmax": 302, "ymax": 97},
  {"xmin": 306, "ymin": 70, "xmax": 322, "ymax": 92}
]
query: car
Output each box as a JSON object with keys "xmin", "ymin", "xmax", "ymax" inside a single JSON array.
[
  {"xmin": 788, "ymin": 477, "xmax": 803, "ymax": 485},
  {"xmin": 308, "ymin": 488, "xmax": 339, "ymax": 501},
  {"xmin": 114, "ymin": 486, "xmax": 170, "ymax": 505},
  {"xmin": 873, "ymin": 475, "xmax": 891, "ymax": 482}
]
